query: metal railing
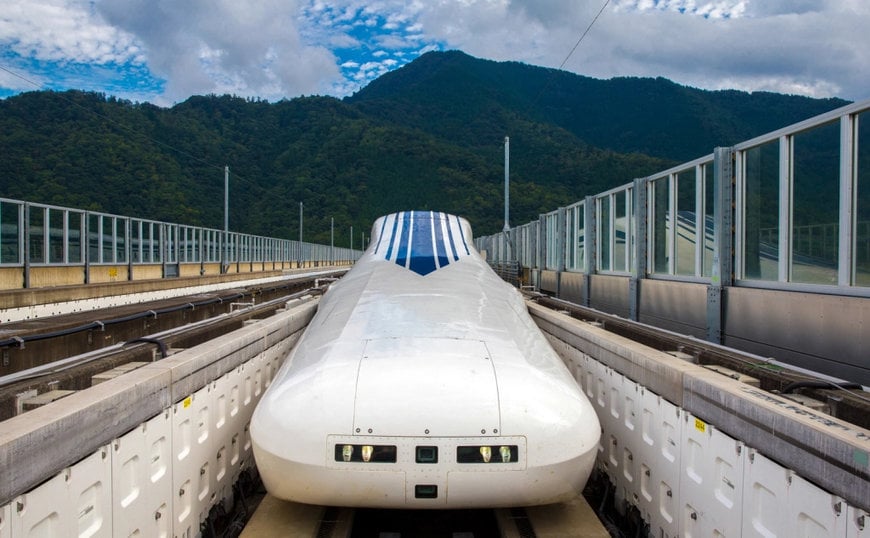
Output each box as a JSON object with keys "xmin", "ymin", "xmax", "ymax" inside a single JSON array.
[
  {"xmin": 477, "ymin": 98, "xmax": 870, "ymax": 292},
  {"xmin": 475, "ymin": 98, "xmax": 870, "ymax": 384},
  {"xmin": 0, "ymin": 198, "xmax": 363, "ymax": 289}
]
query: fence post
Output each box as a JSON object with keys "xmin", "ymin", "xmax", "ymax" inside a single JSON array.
[
  {"xmin": 707, "ymin": 146, "xmax": 734, "ymax": 344},
  {"xmin": 630, "ymin": 178, "xmax": 648, "ymax": 321},
  {"xmin": 583, "ymin": 196, "xmax": 596, "ymax": 307}
]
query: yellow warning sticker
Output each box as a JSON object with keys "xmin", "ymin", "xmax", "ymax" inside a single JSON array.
[
  {"xmin": 695, "ymin": 418, "xmax": 707, "ymax": 433},
  {"xmin": 183, "ymin": 396, "xmax": 192, "ymax": 408}
]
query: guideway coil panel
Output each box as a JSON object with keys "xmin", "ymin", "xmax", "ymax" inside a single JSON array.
[
  {"xmin": 531, "ymin": 301, "xmax": 869, "ymax": 538},
  {"xmin": 0, "ymin": 296, "xmax": 317, "ymax": 537}
]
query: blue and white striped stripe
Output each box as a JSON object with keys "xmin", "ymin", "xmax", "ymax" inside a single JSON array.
[{"xmin": 372, "ymin": 211, "xmax": 471, "ymax": 276}]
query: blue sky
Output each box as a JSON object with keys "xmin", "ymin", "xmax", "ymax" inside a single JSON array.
[{"xmin": 1, "ymin": 0, "xmax": 867, "ymax": 106}]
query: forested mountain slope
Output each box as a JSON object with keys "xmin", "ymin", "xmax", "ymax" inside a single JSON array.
[{"xmin": 0, "ymin": 51, "xmax": 847, "ymax": 240}]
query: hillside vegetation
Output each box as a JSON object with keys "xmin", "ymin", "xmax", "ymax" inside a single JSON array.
[{"xmin": 0, "ymin": 51, "xmax": 848, "ymax": 241}]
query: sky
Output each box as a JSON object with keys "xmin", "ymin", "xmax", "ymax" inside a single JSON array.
[{"xmin": 0, "ymin": 0, "xmax": 868, "ymax": 107}]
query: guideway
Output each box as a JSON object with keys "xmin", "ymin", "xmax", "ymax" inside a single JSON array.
[{"xmin": 241, "ymin": 495, "xmax": 608, "ymax": 537}]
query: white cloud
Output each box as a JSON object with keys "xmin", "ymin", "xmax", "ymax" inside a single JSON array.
[
  {"xmin": 612, "ymin": 0, "xmax": 748, "ymax": 19},
  {"xmin": 95, "ymin": 0, "xmax": 340, "ymax": 103},
  {"xmin": 1, "ymin": 0, "xmax": 867, "ymax": 103},
  {"xmin": 0, "ymin": 0, "xmax": 142, "ymax": 65},
  {"xmin": 411, "ymin": 0, "xmax": 869, "ymax": 100}
]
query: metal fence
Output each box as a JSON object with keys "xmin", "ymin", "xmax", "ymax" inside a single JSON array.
[
  {"xmin": 475, "ymin": 98, "xmax": 870, "ymax": 384},
  {"xmin": 0, "ymin": 198, "xmax": 362, "ymax": 288},
  {"xmin": 477, "ymin": 98, "xmax": 870, "ymax": 293}
]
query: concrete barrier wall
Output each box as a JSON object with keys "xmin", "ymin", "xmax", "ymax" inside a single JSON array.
[
  {"xmin": 528, "ymin": 302, "xmax": 869, "ymax": 536},
  {"xmin": 27, "ymin": 267, "xmax": 85, "ymax": 288},
  {"xmin": 0, "ymin": 297, "xmax": 318, "ymax": 537},
  {"xmin": 130, "ymin": 264, "xmax": 164, "ymax": 280}
]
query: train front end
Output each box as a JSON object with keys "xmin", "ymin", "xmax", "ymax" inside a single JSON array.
[{"xmin": 251, "ymin": 211, "xmax": 600, "ymax": 508}]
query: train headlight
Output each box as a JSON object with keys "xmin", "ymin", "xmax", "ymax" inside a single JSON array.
[
  {"xmin": 457, "ymin": 444, "xmax": 519, "ymax": 463},
  {"xmin": 499, "ymin": 446, "xmax": 511, "ymax": 463},
  {"xmin": 334, "ymin": 444, "xmax": 397, "ymax": 463}
]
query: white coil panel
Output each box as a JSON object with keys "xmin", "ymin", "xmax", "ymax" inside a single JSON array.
[
  {"xmin": 539, "ymin": 306, "xmax": 865, "ymax": 538},
  {"xmin": 616, "ymin": 376, "xmax": 640, "ymax": 508},
  {"xmin": 111, "ymin": 410, "xmax": 172, "ymax": 538},
  {"xmin": 171, "ymin": 384, "xmax": 214, "ymax": 537},
  {"xmin": 787, "ymin": 472, "xmax": 847, "ymax": 536},
  {"xmin": 211, "ymin": 374, "xmax": 233, "ymax": 507},
  {"xmin": 11, "ymin": 447, "xmax": 112, "ymax": 538},
  {"xmin": 1, "ymin": 502, "xmax": 10, "ymax": 538},
  {"xmin": 742, "ymin": 449, "xmax": 794, "ymax": 537},
  {"xmin": 639, "ymin": 388, "xmax": 682, "ymax": 538},
  {"xmin": 847, "ymin": 507, "xmax": 869, "ymax": 538},
  {"xmin": 679, "ymin": 413, "xmax": 744, "ymax": 537}
]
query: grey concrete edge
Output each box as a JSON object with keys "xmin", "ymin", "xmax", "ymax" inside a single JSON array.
[
  {"xmin": 527, "ymin": 301, "xmax": 691, "ymax": 406},
  {"xmin": 683, "ymin": 373, "xmax": 870, "ymax": 511}
]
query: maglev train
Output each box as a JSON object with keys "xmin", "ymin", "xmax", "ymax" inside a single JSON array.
[{"xmin": 251, "ymin": 211, "xmax": 600, "ymax": 508}]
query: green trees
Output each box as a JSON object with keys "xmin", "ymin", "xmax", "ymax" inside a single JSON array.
[{"xmin": 0, "ymin": 52, "xmax": 847, "ymax": 241}]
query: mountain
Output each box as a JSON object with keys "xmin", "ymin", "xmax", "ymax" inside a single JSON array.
[
  {"xmin": 347, "ymin": 50, "xmax": 848, "ymax": 161},
  {"xmin": 0, "ymin": 51, "xmax": 849, "ymax": 240}
]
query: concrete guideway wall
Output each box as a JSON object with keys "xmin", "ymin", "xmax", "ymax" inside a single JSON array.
[
  {"xmin": 0, "ymin": 297, "xmax": 318, "ymax": 537},
  {"xmin": 528, "ymin": 302, "xmax": 870, "ymax": 538}
]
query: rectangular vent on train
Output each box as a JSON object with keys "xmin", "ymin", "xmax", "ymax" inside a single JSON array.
[
  {"xmin": 334, "ymin": 444, "xmax": 397, "ymax": 463},
  {"xmin": 415, "ymin": 446, "xmax": 438, "ymax": 463},
  {"xmin": 456, "ymin": 445, "xmax": 519, "ymax": 463},
  {"xmin": 415, "ymin": 485, "xmax": 438, "ymax": 499}
]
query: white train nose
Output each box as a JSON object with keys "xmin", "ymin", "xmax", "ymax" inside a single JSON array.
[{"xmin": 353, "ymin": 338, "xmax": 500, "ymax": 437}]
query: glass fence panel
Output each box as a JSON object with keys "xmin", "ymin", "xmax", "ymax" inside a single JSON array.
[
  {"xmin": 131, "ymin": 221, "xmax": 142, "ymax": 263},
  {"xmin": 676, "ymin": 169, "xmax": 696, "ymax": 276},
  {"xmin": 166, "ymin": 225, "xmax": 177, "ymax": 263},
  {"xmin": 743, "ymin": 141, "xmax": 780, "ymax": 280},
  {"xmin": 48, "ymin": 208, "xmax": 65, "ymax": 264},
  {"xmin": 568, "ymin": 204, "xmax": 585, "ymax": 271},
  {"xmin": 577, "ymin": 206, "xmax": 585, "ymax": 271},
  {"xmin": 88, "ymin": 214, "xmax": 99, "ymax": 263},
  {"xmin": 791, "ymin": 121, "xmax": 839, "ymax": 285},
  {"xmin": 651, "ymin": 177, "xmax": 670, "ymax": 274},
  {"xmin": 614, "ymin": 191, "xmax": 628, "ymax": 272},
  {"xmin": 68, "ymin": 211, "xmax": 83, "ymax": 264},
  {"xmin": 101, "ymin": 216, "xmax": 114, "ymax": 264},
  {"xmin": 565, "ymin": 206, "xmax": 576, "ymax": 270},
  {"xmin": 703, "ymin": 162, "xmax": 715, "ymax": 277},
  {"xmin": 142, "ymin": 222, "xmax": 153, "ymax": 263},
  {"xmin": 29, "ymin": 206, "xmax": 46, "ymax": 264},
  {"xmin": 599, "ymin": 197, "xmax": 611, "ymax": 271},
  {"xmin": 858, "ymin": 111, "xmax": 870, "ymax": 286},
  {"xmin": 116, "ymin": 219, "xmax": 127, "ymax": 264},
  {"xmin": 545, "ymin": 213, "xmax": 560, "ymax": 269},
  {"xmin": 0, "ymin": 201, "xmax": 21, "ymax": 264}
]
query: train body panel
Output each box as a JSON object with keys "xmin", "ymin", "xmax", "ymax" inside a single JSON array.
[{"xmin": 251, "ymin": 211, "xmax": 600, "ymax": 508}]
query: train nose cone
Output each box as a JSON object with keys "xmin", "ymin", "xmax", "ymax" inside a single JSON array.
[{"xmin": 352, "ymin": 338, "xmax": 500, "ymax": 437}]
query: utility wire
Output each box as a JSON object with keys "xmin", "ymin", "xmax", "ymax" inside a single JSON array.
[
  {"xmin": 530, "ymin": 0, "xmax": 611, "ymax": 109},
  {"xmin": 559, "ymin": 0, "xmax": 611, "ymax": 71}
]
